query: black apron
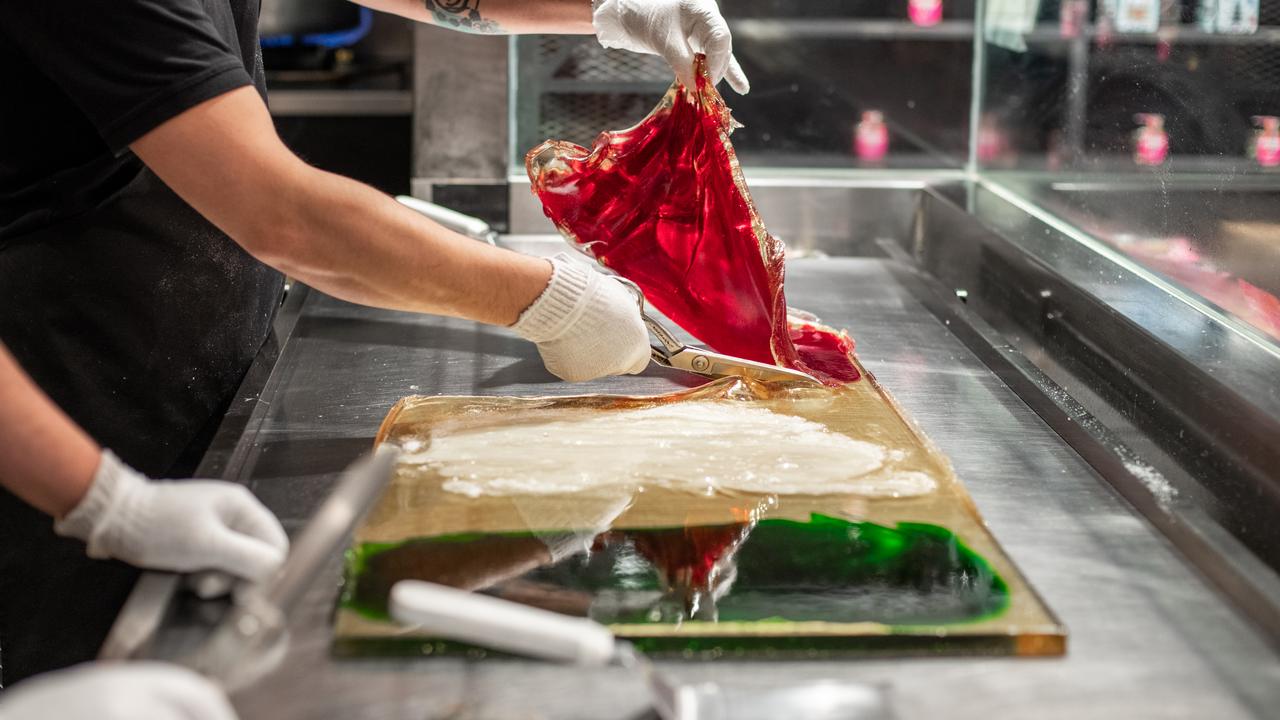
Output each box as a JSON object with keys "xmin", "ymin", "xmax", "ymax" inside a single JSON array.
[{"xmin": 0, "ymin": 163, "xmax": 283, "ymax": 685}]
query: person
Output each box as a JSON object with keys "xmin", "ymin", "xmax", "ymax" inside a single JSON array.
[
  {"xmin": 0, "ymin": 343, "xmax": 281, "ymax": 718},
  {"xmin": 0, "ymin": 0, "xmax": 750, "ymax": 715}
]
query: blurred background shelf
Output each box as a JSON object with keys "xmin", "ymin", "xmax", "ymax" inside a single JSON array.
[
  {"xmin": 1024, "ymin": 24, "xmax": 1280, "ymax": 44},
  {"xmin": 730, "ymin": 18, "xmax": 977, "ymax": 41},
  {"xmin": 729, "ymin": 18, "xmax": 1280, "ymax": 45}
]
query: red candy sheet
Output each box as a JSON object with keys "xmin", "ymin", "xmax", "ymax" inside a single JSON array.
[{"xmin": 526, "ymin": 56, "xmax": 860, "ymax": 385}]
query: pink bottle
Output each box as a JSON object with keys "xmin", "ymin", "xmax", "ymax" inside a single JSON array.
[
  {"xmin": 976, "ymin": 113, "xmax": 1008, "ymax": 164},
  {"xmin": 1254, "ymin": 116, "xmax": 1280, "ymax": 168},
  {"xmin": 1059, "ymin": 0, "xmax": 1088, "ymax": 38},
  {"xmin": 908, "ymin": 0, "xmax": 943, "ymax": 26},
  {"xmin": 855, "ymin": 111, "xmax": 889, "ymax": 162},
  {"xmin": 1095, "ymin": 10, "xmax": 1115, "ymax": 49},
  {"xmin": 1134, "ymin": 114, "xmax": 1168, "ymax": 166}
]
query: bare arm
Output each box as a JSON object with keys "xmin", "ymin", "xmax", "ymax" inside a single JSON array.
[
  {"xmin": 0, "ymin": 344, "xmax": 100, "ymax": 517},
  {"xmin": 352, "ymin": 0, "xmax": 593, "ymax": 34},
  {"xmin": 131, "ymin": 87, "xmax": 551, "ymax": 327},
  {"xmin": 1, "ymin": 342, "xmax": 290, "ymax": 580}
]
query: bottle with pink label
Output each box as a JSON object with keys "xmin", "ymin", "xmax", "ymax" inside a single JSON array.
[
  {"xmin": 1252, "ymin": 116, "xmax": 1280, "ymax": 168},
  {"xmin": 908, "ymin": 0, "xmax": 943, "ymax": 27},
  {"xmin": 855, "ymin": 111, "xmax": 889, "ymax": 163},
  {"xmin": 976, "ymin": 113, "xmax": 1008, "ymax": 165},
  {"xmin": 1059, "ymin": 0, "xmax": 1089, "ymax": 37},
  {"xmin": 1133, "ymin": 113, "xmax": 1169, "ymax": 166}
]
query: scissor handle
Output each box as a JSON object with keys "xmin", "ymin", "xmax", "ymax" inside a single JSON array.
[{"xmin": 614, "ymin": 277, "xmax": 685, "ymax": 355}]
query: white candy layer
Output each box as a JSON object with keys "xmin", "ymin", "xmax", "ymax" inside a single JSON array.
[{"xmin": 401, "ymin": 401, "xmax": 936, "ymax": 499}]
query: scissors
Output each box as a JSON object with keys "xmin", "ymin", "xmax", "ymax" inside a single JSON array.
[{"xmin": 615, "ymin": 278, "xmax": 823, "ymax": 386}]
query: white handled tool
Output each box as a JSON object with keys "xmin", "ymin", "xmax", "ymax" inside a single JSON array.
[
  {"xmin": 388, "ymin": 579, "xmax": 891, "ymax": 720},
  {"xmin": 395, "ymin": 195, "xmax": 498, "ymax": 245},
  {"xmin": 389, "ymin": 580, "xmax": 618, "ymax": 665}
]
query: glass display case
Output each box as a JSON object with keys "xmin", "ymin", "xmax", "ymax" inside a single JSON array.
[
  {"xmin": 964, "ymin": 3, "xmax": 1280, "ymax": 628},
  {"xmin": 977, "ymin": 0, "xmax": 1280, "ymax": 347}
]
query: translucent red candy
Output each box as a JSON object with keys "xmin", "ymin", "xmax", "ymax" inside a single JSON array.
[
  {"xmin": 526, "ymin": 56, "xmax": 860, "ymax": 385},
  {"xmin": 629, "ymin": 523, "xmax": 750, "ymax": 590},
  {"xmin": 1239, "ymin": 279, "xmax": 1280, "ymax": 340}
]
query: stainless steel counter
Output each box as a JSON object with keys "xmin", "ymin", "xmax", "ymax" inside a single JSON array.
[{"xmin": 110, "ymin": 237, "xmax": 1280, "ymax": 719}]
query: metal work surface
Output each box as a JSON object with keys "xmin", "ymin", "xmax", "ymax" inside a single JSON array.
[{"xmin": 121, "ymin": 239, "xmax": 1279, "ymax": 719}]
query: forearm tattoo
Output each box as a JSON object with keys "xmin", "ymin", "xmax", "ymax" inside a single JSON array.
[{"xmin": 424, "ymin": 0, "xmax": 503, "ymax": 34}]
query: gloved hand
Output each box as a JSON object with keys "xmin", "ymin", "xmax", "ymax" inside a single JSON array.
[
  {"xmin": 54, "ymin": 450, "xmax": 288, "ymax": 596},
  {"xmin": 592, "ymin": 0, "xmax": 750, "ymax": 94},
  {"xmin": 512, "ymin": 253, "xmax": 651, "ymax": 383},
  {"xmin": 0, "ymin": 662, "xmax": 236, "ymax": 720}
]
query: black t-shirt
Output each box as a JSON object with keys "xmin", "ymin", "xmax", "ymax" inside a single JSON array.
[
  {"xmin": 0, "ymin": 0, "xmax": 267, "ymax": 238},
  {"xmin": 0, "ymin": 1, "xmax": 286, "ymax": 684},
  {"xmin": 0, "ymin": 0, "xmax": 283, "ymax": 476}
]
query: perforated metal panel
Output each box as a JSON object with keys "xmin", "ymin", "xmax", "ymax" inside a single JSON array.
[
  {"xmin": 1220, "ymin": 45, "xmax": 1280, "ymax": 87},
  {"xmin": 549, "ymin": 40, "xmax": 671, "ymax": 82},
  {"xmin": 514, "ymin": 35, "xmax": 670, "ymax": 166},
  {"xmin": 537, "ymin": 93, "xmax": 663, "ymax": 148}
]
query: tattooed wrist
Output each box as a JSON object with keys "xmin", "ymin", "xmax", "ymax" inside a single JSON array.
[{"xmin": 424, "ymin": 0, "xmax": 503, "ymax": 34}]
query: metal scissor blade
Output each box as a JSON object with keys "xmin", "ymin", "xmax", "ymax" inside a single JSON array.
[
  {"xmin": 660, "ymin": 346, "xmax": 824, "ymax": 386},
  {"xmin": 618, "ymin": 276, "xmax": 823, "ymax": 386}
]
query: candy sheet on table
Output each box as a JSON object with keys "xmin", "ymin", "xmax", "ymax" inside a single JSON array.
[{"xmin": 334, "ymin": 373, "xmax": 1065, "ymax": 657}]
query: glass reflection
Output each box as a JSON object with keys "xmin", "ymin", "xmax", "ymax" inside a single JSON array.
[
  {"xmin": 341, "ymin": 511, "xmax": 1010, "ymax": 631},
  {"xmin": 980, "ymin": 0, "xmax": 1280, "ymax": 346}
]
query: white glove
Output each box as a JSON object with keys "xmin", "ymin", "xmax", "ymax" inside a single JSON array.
[
  {"xmin": 512, "ymin": 253, "xmax": 651, "ymax": 383},
  {"xmin": 0, "ymin": 662, "xmax": 236, "ymax": 720},
  {"xmin": 55, "ymin": 450, "xmax": 288, "ymax": 595},
  {"xmin": 593, "ymin": 0, "xmax": 750, "ymax": 94}
]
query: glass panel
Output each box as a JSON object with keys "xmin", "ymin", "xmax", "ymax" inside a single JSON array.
[
  {"xmin": 511, "ymin": 1, "xmax": 978, "ymax": 172},
  {"xmin": 334, "ymin": 378, "xmax": 1065, "ymax": 657},
  {"xmin": 978, "ymin": 0, "xmax": 1280, "ymax": 345}
]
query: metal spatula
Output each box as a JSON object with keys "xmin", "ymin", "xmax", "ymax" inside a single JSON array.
[{"xmin": 389, "ymin": 580, "xmax": 892, "ymax": 720}]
